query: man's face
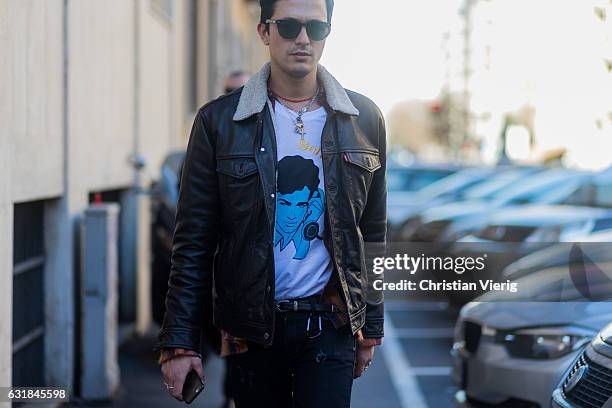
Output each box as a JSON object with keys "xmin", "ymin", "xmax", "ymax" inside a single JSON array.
[
  {"xmin": 276, "ymin": 186, "xmax": 311, "ymax": 234},
  {"xmin": 258, "ymin": 0, "xmax": 328, "ymax": 78}
]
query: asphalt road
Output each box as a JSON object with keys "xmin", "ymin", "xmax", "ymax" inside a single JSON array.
[{"xmin": 380, "ymin": 298, "xmax": 460, "ymax": 408}]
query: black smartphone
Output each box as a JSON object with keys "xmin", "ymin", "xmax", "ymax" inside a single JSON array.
[{"xmin": 182, "ymin": 369, "xmax": 206, "ymax": 404}]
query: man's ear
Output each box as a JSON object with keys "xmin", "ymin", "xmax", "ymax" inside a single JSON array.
[{"xmin": 257, "ymin": 23, "xmax": 270, "ymax": 46}]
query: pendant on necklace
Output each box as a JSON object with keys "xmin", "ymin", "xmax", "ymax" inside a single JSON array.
[{"xmin": 295, "ymin": 117, "xmax": 306, "ymax": 140}]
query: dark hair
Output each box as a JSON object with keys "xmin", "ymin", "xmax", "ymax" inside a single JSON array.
[
  {"xmin": 277, "ymin": 155, "xmax": 319, "ymax": 198},
  {"xmin": 260, "ymin": 0, "xmax": 334, "ymax": 25}
]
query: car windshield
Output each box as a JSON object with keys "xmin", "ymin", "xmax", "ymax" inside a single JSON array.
[
  {"xmin": 386, "ymin": 168, "xmax": 455, "ymax": 192},
  {"xmin": 416, "ymin": 168, "xmax": 492, "ymax": 200}
]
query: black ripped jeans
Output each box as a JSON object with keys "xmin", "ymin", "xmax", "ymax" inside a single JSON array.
[{"xmin": 226, "ymin": 309, "xmax": 357, "ymax": 408}]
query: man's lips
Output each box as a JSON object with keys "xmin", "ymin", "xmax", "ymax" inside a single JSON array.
[{"xmin": 291, "ymin": 52, "xmax": 311, "ymax": 57}]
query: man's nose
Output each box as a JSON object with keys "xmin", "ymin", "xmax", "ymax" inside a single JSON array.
[{"xmin": 295, "ymin": 25, "xmax": 310, "ymax": 45}]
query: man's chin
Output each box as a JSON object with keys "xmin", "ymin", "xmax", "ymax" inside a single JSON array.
[{"xmin": 284, "ymin": 62, "xmax": 316, "ymax": 78}]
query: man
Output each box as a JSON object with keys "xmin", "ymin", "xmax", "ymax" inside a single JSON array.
[{"xmin": 155, "ymin": 0, "xmax": 387, "ymax": 406}]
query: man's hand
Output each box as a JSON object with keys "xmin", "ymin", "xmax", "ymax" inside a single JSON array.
[
  {"xmin": 353, "ymin": 344, "xmax": 375, "ymax": 379},
  {"xmin": 160, "ymin": 350, "xmax": 205, "ymax": 401}
]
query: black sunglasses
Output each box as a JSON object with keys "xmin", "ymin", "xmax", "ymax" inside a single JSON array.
[{"xmin": 265, "ymin": 18, "xmax": 331, "ymax": 41}]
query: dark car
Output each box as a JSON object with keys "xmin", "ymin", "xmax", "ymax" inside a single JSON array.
[
  {"xmin": 552, "ymin": 322, "xmax": 612, "ymax": 408},
  {"xmin": 150, "ymin": 151, "xmax": 185, "ymax": 325}
]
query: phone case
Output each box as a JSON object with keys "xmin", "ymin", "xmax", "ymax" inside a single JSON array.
[{"xmin": 182, "ymin": 369, "xmax": 206, "ymax": 404}]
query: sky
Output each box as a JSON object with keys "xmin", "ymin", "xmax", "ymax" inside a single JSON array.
[{"xmin": 320, "ymin": 0, "xmax": 462, "ymax": 116}]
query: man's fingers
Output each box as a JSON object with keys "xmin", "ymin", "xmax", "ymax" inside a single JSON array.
[
  {"xmin": 161, "ymin": 359, "xmax": 193, "ymax": 401},
  {"xmin": 353, "ymin": 345, "xmax": 375, "ymax": 379},
  {"xmin": 353, "ymin": 363, "xmax": 364, "ymax": 379},
  {"xmin": 353, "ymin": 355, "xmax": 366, "ymax": 379},
  {"xmin": 170, "ymin": 369, "xmax": 186, "ymax": 401},
  {"xmin": 191, "ymin": 358, "xmax": 206, "ymax": 383}
]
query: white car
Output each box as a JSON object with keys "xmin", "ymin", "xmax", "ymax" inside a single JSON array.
[
  {"xmin": 451, "ymin": 245, "xmax": 612, "ymax": 408},
  {"xmin": 452, "ymin": 301, "xmax": 612, "ymax": 407}
]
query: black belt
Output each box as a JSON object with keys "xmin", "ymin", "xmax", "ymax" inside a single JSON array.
[{"xmin": 275, "ymin": 299, "xmax": 339, "ymax": 313}]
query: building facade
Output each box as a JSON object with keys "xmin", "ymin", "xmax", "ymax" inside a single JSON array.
[{"xmin": 0, "ymin": 0, "xmax": 266, "ymax": 398}]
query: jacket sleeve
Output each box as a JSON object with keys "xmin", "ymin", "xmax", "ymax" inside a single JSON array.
[
  {"xmin": 153, "ymin": 109, "xmax": 220, "ymax": 353},
  {"xmin": 358, "ymin": 110, "xmax": 387, "ymax": 339}
]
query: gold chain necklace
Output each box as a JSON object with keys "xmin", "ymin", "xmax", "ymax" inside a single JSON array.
[{"xmin": 270, "ymin": 87, "xmax": 320, "ymax": 141}]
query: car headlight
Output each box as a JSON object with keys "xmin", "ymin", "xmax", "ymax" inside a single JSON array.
[{"xmin": 496, "ymin": 327, "xmax": 592, "ymax": 359}]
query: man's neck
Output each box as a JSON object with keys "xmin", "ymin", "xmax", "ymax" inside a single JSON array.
[{"xmin": 268, "ymin": 63, "xmax": 319, "ymax": 100}]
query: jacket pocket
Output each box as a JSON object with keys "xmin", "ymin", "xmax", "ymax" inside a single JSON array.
[
  {"xmin": 216, "ymin": 156, "xmax": 262, "ymax": 212},
  {"xmin": 342, "ymin": 151, "xmax": 381, "ymax": 173},
  {"xmin": 341, "ymin": 151, "xmax": 380, "ymax": 219}
]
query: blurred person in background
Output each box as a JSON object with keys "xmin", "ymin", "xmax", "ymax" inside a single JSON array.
[
  {"xmin": 224, "ymin": 70, "xmax": 251, "ymax": 94},
  {"xmin": 154, "ymin": 0, "xmax": 387, "ymax": 406}
]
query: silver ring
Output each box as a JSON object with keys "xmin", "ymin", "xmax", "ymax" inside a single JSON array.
[{"xmin": 164, "ymin": 382, "xmax": 175, "ymax": 390}]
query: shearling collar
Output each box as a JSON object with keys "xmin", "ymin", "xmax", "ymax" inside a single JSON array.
[{"xmin": 233, "ymin": 61, "xmax": 359, "ymax": 121}]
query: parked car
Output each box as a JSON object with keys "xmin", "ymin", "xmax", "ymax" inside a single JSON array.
[
  {"xmin": 389, "ymin": 166, "xmax": 501, "ymax": 239},
  {"xmin": 444, "ymin": 206, "xmax": 612, "ymax": 304},
  {"xmin": 551, "ymin": 322, "xmax": 612, "ymax": 408},
  {"xmin": 387, "ymin": 162, "xmax": 460, "ymax": 193},
  {"xmin": 452, "ymin": 264, "xmax": 612, "ymax": 407},
  {"xmin": 409, "ymin": 167, "xmax": 612, "ymax": 244},
  {"xmin": 502, "ymin": 230, "xmax": 612, "ymax": 281},
  {"xmin": 150, "ymin": 151, "xmax": 185, "ymax": 325},
  {"xmin": 460, "ymin": 166, "xmax": 545, "ymax": 202},
  {"xmin": 404, "ymin": 168, "xmax": 593, "ymax": 242}
]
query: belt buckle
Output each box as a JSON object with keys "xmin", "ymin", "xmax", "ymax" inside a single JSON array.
[{"xmin": 275, "ymin": 300, "xmax": 299, "ymax": 312}]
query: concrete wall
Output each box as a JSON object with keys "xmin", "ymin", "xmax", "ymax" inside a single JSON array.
[
  {"xmin": 0, "ymin": 0, "xmax": 15, "ymax": 390},
  {"xmin": 139, "ymin": 0, "xmax": 173, "ymax": 176},
  {"xmin": 0, "ymin": 0, "xmax": 65, "ymax": 390},
  {"xmin": 9, "ymin": 2, "xmax": 64, "ymax": 203},
  {"xmin": 68, "ymin": 0, "xmax": 136, "ymax": 192}
]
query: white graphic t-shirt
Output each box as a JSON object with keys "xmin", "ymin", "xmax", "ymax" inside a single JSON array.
[{"xmin": 272, "ymin": 101, "xmax": 333, "ymax": 300}]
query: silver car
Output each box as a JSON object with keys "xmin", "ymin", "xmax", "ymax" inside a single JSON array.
[
  {"xmin": 453, "ymin": 241, "xmax": 612, "ymax": 407},
  {"xmin": 452, "ymin": 301, "xmax": 612, "ymax": 407},
  {"xmin": 451, "ymin": 236, "xmax": 612, "ymax": 408}
]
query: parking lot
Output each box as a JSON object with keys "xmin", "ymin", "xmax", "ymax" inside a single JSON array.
[{"xmin": 356, "ymin": 287, "xmax": 460, "ymax": 408}]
